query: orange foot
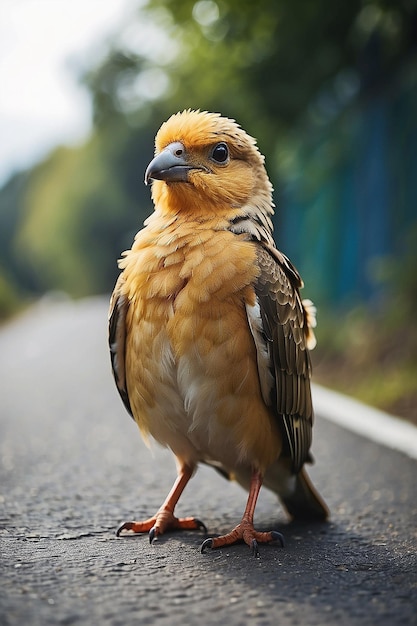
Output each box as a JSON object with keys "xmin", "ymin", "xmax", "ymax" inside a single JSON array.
[
  {"xmin": 117, "ymin": 509, "xmax": 207, "ymax": 543},
  {"xmin": 117, "ymin": 465, "xmax": 206, "ymax": 543},
  {"xmin": 200, "ymin": 517, "xmax": 284, "ymax": 556}
]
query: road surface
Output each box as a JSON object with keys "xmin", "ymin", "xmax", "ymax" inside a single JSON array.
[{"xmin": 1, "ymin": 295, "xmax": 416, "ymax": 625}]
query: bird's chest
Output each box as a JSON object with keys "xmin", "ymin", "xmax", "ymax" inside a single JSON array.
[
  {"xmin": 124, "ymin": 226, "xmax": 258, "ymax": 354},
  {"xmin": 122, "ymin": 227, "xmax": 260, "ymax": 449}
]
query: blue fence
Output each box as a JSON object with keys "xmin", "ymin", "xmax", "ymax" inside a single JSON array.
[{"xmin": 277, "ymin": 63, "xmax": 417, "ymax": 311}]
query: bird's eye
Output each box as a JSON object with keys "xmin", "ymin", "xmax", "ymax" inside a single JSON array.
[{"xmin": 211, "ymin": 142, "xmax": 229, "ymax": 164}]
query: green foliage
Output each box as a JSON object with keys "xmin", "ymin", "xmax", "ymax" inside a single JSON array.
[
  {"xmin": 12, "ymin": 120, "xmax": 155, "ymax": 297},
  {"xmin": 83, "ymin": 0, "xmax": 417, "ymax": 154},
  {"xmin": 0, "ymin": 268, "xmax": 22, "ymax": 320},
  {"xmin": 313, "ymin": 301, "xmax": 417, "ymax": 423}
]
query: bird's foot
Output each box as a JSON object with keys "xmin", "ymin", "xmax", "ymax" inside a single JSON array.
[
  {"xmin": 117, "ymin": 509, "xmax": 207, "ymax": 543},
  {"xmin": 201, "ymin": 518, "xmax": 284, "ymax": 556}
]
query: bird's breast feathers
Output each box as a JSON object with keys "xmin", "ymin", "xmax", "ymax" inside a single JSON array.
[{"xmin": 118, "ymin": 215, "xmax": 281, "ymax": 470}]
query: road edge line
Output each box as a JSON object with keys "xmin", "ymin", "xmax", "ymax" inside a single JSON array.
[{"xmin": 312, "ymin": 383, "xmax": 417, "ymax": 460}]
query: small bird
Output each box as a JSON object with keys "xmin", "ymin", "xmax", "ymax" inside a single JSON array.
[{"xmin": 109, "ymin": 110, "xmax": 328, "ymax": 555}]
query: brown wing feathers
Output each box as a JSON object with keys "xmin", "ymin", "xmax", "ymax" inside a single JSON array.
[
  {"xmin": 108, "ymin": 280, "xmax": 133, "ymax": 418},
  {"xmin": 254, "ymin": 244, "xmax": 313, "ymax": 472}
]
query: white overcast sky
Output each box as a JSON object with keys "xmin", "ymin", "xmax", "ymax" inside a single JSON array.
[{"xmin": 0, "ymin": 0, "xmax": 138, "ymax": 185}]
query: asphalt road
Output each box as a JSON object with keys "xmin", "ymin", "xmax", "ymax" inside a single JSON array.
[{"xmin": 1, "ymin": 295, "xmax": 416, "ymax": 626}]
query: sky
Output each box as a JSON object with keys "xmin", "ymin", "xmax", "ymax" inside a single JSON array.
[{"xmin": 0, "ymin": 0, "xmax": 138, "ymax": 186}]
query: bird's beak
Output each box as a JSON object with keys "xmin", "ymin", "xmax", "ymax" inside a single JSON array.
[{"xmin": 145, "ymin": 141, "xmax": 201, "ymax": 185}]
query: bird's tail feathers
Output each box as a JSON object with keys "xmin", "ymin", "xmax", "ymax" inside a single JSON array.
[
  {"xmin": 209, "ymin": 460, "xmax": 329, "ymax": 522},
  {"xmin": 263, "ymin": 463, "xmax": 329, "ymax": 522},
  {"xmin": 278, "ymin": 468, "xmax": 329, "ymax": 521}
]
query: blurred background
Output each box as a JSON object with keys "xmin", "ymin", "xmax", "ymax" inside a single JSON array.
[{"xmin": 0, "ymin": 0, "xmax": 416, "ymax": 422}]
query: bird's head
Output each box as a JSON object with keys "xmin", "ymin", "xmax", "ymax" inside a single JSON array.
[{"xmin": 145, "ymin": 110, "xmax": 274, "ymax": 232}]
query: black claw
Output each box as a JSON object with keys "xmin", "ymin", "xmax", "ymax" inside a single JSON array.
[
  {"xmin": 149, "ymin": 527, "xmax": 157, "ymax": 544},
  {"xmin": 271, "ymin": 530, "xmax": 285, "ymax": 547},
  {"xmin": 251, "ymin": 539, "xmax": 260, "ymax": 557},
  {"xmin": 116, "ymin": 522, "xmax": 129, "ymax": 537},
  {"xmin": 195, "ymin": 519, "xmax": 208, "ymax": 534},
  {"xmin": 200, "ymin": 538, "xmax": 213, "ymax": 553}
]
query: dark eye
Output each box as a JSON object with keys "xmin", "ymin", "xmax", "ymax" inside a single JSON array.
[{"xmin": 211, "ymin": 142, "xmax": 229, "ymax": 163}]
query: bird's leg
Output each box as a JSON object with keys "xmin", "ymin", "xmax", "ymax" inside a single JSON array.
[
  {"xmin": 201, "ymin": 469, "xmax": 284, "ymax": 556},
  {"xmin": 117, "ymin": 464, "xmax": 206, "ymax": 542}
]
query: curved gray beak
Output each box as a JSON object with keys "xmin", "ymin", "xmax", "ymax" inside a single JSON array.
[{"xmin": 145, "ymin": 141, "xmax": 195, "ymax": 185}]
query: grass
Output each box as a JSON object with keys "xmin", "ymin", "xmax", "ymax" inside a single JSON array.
[{"xmin": 312, "ymin": 306, "xmax": 417, "ymax": 427}]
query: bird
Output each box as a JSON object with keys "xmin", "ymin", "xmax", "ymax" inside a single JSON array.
[{"xmin": 109, "ymin": 109, "xmax": 328, "ymax": 556}]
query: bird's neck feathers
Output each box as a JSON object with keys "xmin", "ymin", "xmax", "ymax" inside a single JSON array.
[{"xmin": 149, "ymin": 158, "xmax": 275, "ymax": 245}]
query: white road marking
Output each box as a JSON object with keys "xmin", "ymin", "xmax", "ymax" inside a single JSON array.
[{"xmin": 312, "ymin": 384, "xmax": 417, "ymax": 460}]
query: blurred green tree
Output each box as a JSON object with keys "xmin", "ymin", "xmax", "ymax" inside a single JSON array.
[
  {"xmin": 83, "ymin": 0, "xmax": 417, "ymax": 152},
  {"xmin": 15, "ymin": 122, "xmax": 155, "ymax": 297}
]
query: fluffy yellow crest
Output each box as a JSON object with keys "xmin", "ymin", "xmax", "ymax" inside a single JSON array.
[{"xmin": 155, "ymin": 109, "xmax": 261, "ymax": 160}]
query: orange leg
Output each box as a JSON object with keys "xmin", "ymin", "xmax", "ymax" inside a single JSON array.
[
  {"xmin": 116, "ymin": 464, "xmax": 206, "ymax": 543},
  {"xmin": 201, "ymin": 470, "xmax": 284, "ymax": 556}
]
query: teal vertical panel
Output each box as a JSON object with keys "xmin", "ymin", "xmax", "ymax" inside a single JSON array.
[
  {"xmin": 277, "ymin": 66, "xmax": 417, "ymax": 311},
  {"xmin": 355, "ymin": 98, "xmax": 390, "ymax": 304}
]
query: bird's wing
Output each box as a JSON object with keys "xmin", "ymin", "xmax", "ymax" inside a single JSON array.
[
  {"xmin": 108, "ymin": 276, "xmax": 133, "ymax": 418},
  {"xmin": 246, "ymin": 242, "xmax": 314, "ymax": 473}
]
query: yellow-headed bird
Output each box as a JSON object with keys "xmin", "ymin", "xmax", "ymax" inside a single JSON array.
[{"xmin": 109, "ymin": 110, "xmax": 328, "ymax": 555}]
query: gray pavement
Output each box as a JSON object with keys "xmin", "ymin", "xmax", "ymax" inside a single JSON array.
[{"xmin": 0, "ymin": 295, "xmax": 416, "ymax": 625}]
